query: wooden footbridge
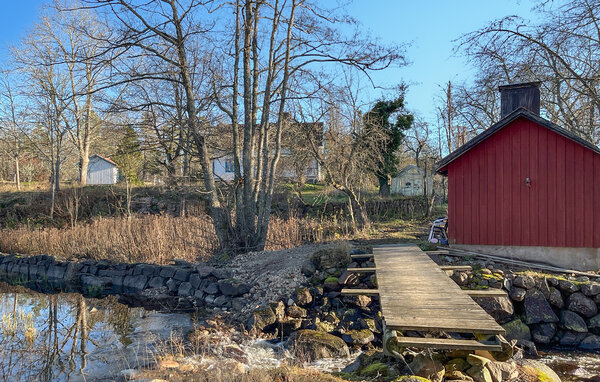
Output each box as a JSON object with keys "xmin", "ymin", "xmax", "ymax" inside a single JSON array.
[{"xmin": 342, "ymin": 244, "xmax": 506, "ymax": 351}]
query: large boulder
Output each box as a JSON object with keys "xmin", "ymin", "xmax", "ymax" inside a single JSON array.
[
  {"xmin": 579, "ymin": 334, "xmax": 600, "ymax": 350},
  {"xmin": 310, "ymin": 243, "xmax": 351, "ymax": 270},
  {"xmin": 513, "ymin": 275, "xmax": 536, "ymax": 289},
  {"xmin": 581, "ymin": 282, "xmax": 600, "ymax": 296},
  {"xmin": 218, "ymin": 279, "xmax": 251, "ymax": 296},
  {"xmin": 588, "ymin": 313, "xmax": 600, "ymax": 335},
  {"xmin": 341, "ymin": 329, "xmax": 374, "ymax": 345},
  {"xmin": 474, "ymin": 296, "xmax": 514, "ymax": 324},
  {"xmin": 566, "ymin": 292, "xmax": 598, "ymax": 318},
  {"xmin": 531, "ymin": 323, "xmax": 557, "ymax": 345},
  {"xmin": 287, "ymin": 330, "xmax": 349, "ymax": 360},
  {"xmin": 559, "ymin": 331, "xmax": 587, "ymax": 346},
  {"xmin": 502, "ymin": 318, "xmax": 531, "ymax": 341},
  {"xmin": 518, "ymin": 359, "xmax": 561, "ymax": 382},
  {"xmin": 246, "ymin": 305, "xmax": 277, "ymax": 332},
  {"xmin": 523, "ymin": 290, "xmax": 558, "ymax": 324},
  {"xmin": 407, "ymin": 354, "xmax": 445, "ymax": 382},
  {"xmin": 560, "ymin": 310, "xmax": 588, "ymax": 333}
]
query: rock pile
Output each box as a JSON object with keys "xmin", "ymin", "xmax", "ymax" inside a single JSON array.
[{"xmin": 244, "ymin": 244, "xmax": 383, "ymax": 358}]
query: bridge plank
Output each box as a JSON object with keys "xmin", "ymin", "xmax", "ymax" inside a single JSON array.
[{"xmin": 374, "ymin": 244, "xmax": 505, "ymax": 335}]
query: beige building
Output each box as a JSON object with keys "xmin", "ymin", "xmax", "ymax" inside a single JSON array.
[{"xmin": 391, "ymin": 164, "xmax": 433, "ymax": 196}]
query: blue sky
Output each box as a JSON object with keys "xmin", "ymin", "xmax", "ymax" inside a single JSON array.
[
  {"xmin": 0, "ymin": 0, "xmax": 537, "ymax": 123},
  {"xmin": 348, "ymin": 0, "xmax": 538, "ymax": 122}
]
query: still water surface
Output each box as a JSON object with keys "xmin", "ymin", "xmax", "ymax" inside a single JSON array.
[
  {"xmin": 0, "ymin": 283, "xmax": 194, "ymax": 381},
  {"xmin": 1, "ymin": 282, "xmax": 599, "ymax": 381}
]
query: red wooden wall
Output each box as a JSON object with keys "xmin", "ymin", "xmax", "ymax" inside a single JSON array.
[{"xmin": 447, "ymin": 116, "xmax": 600, "ymax": 248}]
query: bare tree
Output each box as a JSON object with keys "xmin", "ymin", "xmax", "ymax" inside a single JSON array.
[
  {"xmin": 12, "ymin": 16, "xmax": 74, "ymax": 204},
  {"xmin": 0, "ymin": 73, "xmax": 27, "ymax": 190},
  {"xmin": 298, "ymin": 71, "xmax": 389, "ymax": 230},
  {"xmin": 73, "ymin": 0, "xmax": 402, "ymax": 253},
  {"xmin": 457, "ymin": 0, "xmax": 600, "ymax": 143}
]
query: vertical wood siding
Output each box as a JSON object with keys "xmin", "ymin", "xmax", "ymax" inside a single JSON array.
[
  {"xmin": 87, "ymin": 157, "xmax": 118, "ymax": 185},
  {"xmin": 447, "ymin": 116, "xmax": 600, "ymax": 248}
]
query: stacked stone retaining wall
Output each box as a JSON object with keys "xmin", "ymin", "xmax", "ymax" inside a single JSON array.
[{"xmin": 0, "ymin": 253, "xmax": 251, "ymax": 310}]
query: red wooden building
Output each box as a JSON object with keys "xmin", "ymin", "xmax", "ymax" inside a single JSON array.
[{"xmin": 436, "ymin": 82, "xmax": 600, "ymax": 270}]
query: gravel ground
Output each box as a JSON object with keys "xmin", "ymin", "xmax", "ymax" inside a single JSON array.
[{"xmin": 227, "ymin": 243, "xmax": 331, "ymax": 315}]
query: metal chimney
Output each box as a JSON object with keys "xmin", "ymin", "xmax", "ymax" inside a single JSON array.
[{"xmin": 498, "ymin": 81, "xmax": 541, "ymax": 118}]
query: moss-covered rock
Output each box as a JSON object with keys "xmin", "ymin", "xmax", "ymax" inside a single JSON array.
[
  {"xmin": 310, "ymin": 243, "xmax": 351, "ymax": 270},
  {"xmin": 408, "ymin": 354, "xmax": 444, "ymax": 382},
  {"xmin": 287, "ymin": 329, "xmax": 349, "ymax": 361},
  {"xmin": 341, "ymin": 329, "xmax": 375, "ymax": 345},
  {"xmin": 315, "ymin": 319, "xmax": 336, "ymax": 333},
  {"xmin": 519, "ymin": 359, "xmax": 561, "ymax": 382},
  {"xmin": 287, "ymin": 305, "xmax": 307, "ymax": 318},
  {"xmin": 359, "ymin": 362, "xmax": 390, "ymax": 378},
  {"xmin": 445, "ymin": 358, "xmax": 469, "ymax": 372},
  {"xmin": 393, "ymin": 377, "xmax": 431, "ymax": 382},
  {"xmin": 502, "ymin": 318, "xmax": 531, "ymax": 341},
  {"xmin": 246, "ymin": 305, "xmax": 276, "ymax": 332}
]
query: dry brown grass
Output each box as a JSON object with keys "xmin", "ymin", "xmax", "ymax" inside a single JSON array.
[{"xmin": 0, "ymin": 214, "xmax": 354, "ymax": 264}]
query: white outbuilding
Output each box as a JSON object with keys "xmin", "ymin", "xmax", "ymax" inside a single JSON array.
[
  {"xmin": 87, "ymin": 155, "xmax": 118, "ymax": 185},
  {"xmin": 391, "ymin": 164, "xmax": 433, "ymax": 196}
]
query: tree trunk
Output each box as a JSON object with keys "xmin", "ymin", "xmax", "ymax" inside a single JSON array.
[
  {"xmin": 427, "ymin": 189, "xmax": 436, "ymax": 218},
  {"xmin": 378, "ymin": 176, "xmax": 390, "ymax": 197},
  {"xmin": 345, "ymin": 188, "xmax": 369, "ymax": 230},
  {"xmin": 79, "ymin": 154, "xmax": 89, "ymax": 185},
  {"xmin": 54, "ymin": 155, "xmax": 61, "ymax": 192},
  {"xmin": 14, "ymin": 157, "xmax": 20, "ymax": 191}
]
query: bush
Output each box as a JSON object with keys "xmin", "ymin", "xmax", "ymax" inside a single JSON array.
[{"xmin": 310, "ymin": 242, "xmax": 351, "ymax": 270}]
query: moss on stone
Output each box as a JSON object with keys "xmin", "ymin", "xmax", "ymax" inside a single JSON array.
[
  {"xmin": 392, "ymin": 376, "xmax": 431, "ymax": 382},
  {"xmin": 324, "ymin": 276, "xmax": 339, "ymax": 284},
  {"xmin": 359, "ymin": 362, "xmax": 389, "ymax": 377}
]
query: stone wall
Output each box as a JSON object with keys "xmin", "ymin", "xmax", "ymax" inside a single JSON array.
[
  {"xmin": 451, "ymin": 267, "xmax": 600, "ymax": 352},
  {"xmin": 0, "ymin": 253, "xmax": 251, "ymax": 310}
]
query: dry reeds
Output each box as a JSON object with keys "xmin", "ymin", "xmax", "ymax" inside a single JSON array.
[{"xmin": 0, "ymin": 214, "xmax": 354, "ymax": 264}]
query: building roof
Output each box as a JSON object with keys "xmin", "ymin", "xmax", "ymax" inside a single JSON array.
[
  {"xmin": 396, "ymin": 164, "xmax": 424, "ymax": 177},
  {"xmin": 89, "ymin": 154, "xmax": 118, "ymax": 167},
  {"xmin": 435, "ymin": 107, "xmax": 600, "ymax": 175}
]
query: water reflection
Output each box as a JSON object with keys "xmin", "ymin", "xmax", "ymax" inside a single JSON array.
[{"xmin": 0, "ymin": 282, "xmax": 193, "ymax": 381}]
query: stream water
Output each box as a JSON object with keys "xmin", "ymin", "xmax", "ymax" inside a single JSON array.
[{"xmin": 0, "ymin": 282, "xmax": 599, "ymax": 381}]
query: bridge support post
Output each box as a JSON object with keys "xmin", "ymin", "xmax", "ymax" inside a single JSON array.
[{"xmin": 382, "ymin": 321, "xmax": 404, "ymax": 358}]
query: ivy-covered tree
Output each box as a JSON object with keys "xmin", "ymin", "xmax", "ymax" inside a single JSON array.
[{"xmin": 364, "ymin": 95, "xmax": 413, "ymax": 196}]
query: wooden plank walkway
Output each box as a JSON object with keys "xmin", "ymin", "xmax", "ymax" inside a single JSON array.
[{"xmin": 374, "ymin": 244, "xmax": 505, "ymax": 335}]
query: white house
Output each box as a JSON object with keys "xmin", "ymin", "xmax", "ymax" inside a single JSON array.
[
  {"xmin": 212, "ymin": 153, "xmax": 322, "ymax": 182},
  {"xmin": 391, "ymin": 164, "xmax": 433, "ymax": 196},
  {"xmin": 87, "ymin": 155, "xmax": 118, "ymax": 185},
  {"xmin": 212, "ymin": 117, "xmax": 324, "ymax": 183}
]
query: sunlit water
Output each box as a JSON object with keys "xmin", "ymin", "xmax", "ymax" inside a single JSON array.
[
  {"xmin": 1, "ymin": 282, "xmax": 600, "ymax": 381},
  {"xmin": 0, "ymin": 283, "xmax": 194, "ymax": 381},
  {"xmin": 538, "ymin": 350, "xmax": 600, "ymax": 381}
]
